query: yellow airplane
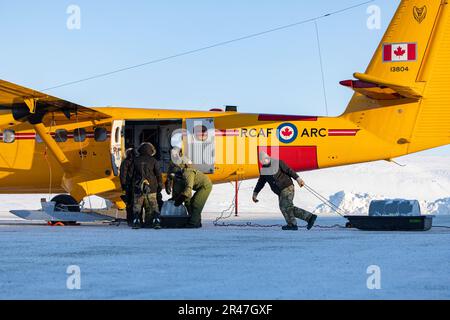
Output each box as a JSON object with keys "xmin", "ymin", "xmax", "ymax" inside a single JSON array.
[{"xmin": 0, "ymin": 0, "xmax": 449, "ymax": 212}]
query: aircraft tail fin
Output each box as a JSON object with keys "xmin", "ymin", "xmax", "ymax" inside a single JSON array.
[{"xmin": 342, "ymin": 0, "xmax": 450, "ymax": 154}]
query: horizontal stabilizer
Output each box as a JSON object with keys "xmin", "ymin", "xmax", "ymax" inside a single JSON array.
[{"xmin": 340, "ymin": 72, "xmax": 423, "ymax": 100}]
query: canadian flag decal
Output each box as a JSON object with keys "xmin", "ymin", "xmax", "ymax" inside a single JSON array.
[{"xmin": 383, "ymin": 43, "xmax": 417, "ymax": 62}]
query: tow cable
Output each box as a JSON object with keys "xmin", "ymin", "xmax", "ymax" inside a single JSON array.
[
  {"xmin": 303, "ymin": 184, "xmax": 348, "ymax": 218},
  {"xmin": 213, "ymin": 182, "xmax": 348, "ymax": 229}
]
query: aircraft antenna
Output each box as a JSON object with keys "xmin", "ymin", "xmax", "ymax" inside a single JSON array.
[
  {"xmin": 41, "ymin": 0, "xmax": 375, "ymax": 91},
  {"xmin": 314, "ymin": 20, "xmax": 329, "ymax": 117}
]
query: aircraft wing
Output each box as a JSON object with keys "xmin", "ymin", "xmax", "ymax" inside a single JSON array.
[
  {"xmin": 0, "ymin": 79, "xmax": 110, "ymax": 124},
  {"xmin": 340, "ymin": 72, "xmax": 423, "ymax": 100}
]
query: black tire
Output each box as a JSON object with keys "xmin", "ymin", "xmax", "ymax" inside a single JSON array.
[{"xmin": 51, "ymin": 195, "xmax": 80, "ymax": 212}]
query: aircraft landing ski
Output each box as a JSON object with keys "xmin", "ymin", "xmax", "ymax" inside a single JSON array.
[{"xmin": 10, "ymin": 210, "xmax": 114, "ymax": 223}]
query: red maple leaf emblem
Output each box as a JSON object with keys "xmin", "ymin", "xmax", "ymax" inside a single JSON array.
[
  {"xmin": 394, "ymin": 46, "xmax": 406, "ymax": 57},
  {"xmin": 281, "ymin": 127, "xmax": 293, "ymax": 137}
]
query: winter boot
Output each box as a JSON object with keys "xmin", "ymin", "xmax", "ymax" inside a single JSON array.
[
  {"xmin": 282, "ymin": 225, "xmax": 299, "ymax": 231},
  {"xmin": 153, "ymin": 216, "xmax": 162, "ymax": 230},
  {"xmin": 307, "ymin": 214, "xmax": 318, "ymax": 230},
  {"xmin": 132, "ymin": 218, "xmax": 141, "ymax": 230},
  {"xmin": 153, "ymin": 223, "xmax": 162, "ymax": 230},
  {"xmin": 185, "ymin": 223, "xmax": 202, "ymax": 229}
]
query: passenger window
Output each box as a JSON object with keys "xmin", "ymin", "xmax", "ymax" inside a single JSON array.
[
  {"xmin": 55, "ymin": 129, "xmax": 68, "ymax": 143},
  {"xmin": 94, "ymin": 127, "xmax": 107, "ymax": 142},
  {"xmin": 2, "ymin": 130, "xmax": 15, "ymax": 143},
  {"xmin": 74, "ymin": 128, "xmax": 86, "ymax": 142}
]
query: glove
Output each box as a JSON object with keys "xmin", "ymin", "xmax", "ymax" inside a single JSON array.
[
  {"xmin": 165, "ymin": 182, "xmax": 172, "ymax": 195},
  {"xmin": 143, "ymin": 183, "xmax": 151, "ymax": 195},
  {"xmin": 297, "ymin": 178, "xmax": 305, "ymax": 188},
  {"xmin": 174, "ymin": 195, "xmax": 187, "ymax": 207},
  {"xmin": 252, "ymin": 193, "xmax": 259, "ymax": 203}
]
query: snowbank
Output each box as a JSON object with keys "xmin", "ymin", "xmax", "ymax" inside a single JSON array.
[
  {"xmin": 0, "ymin": 154, "xmax": 448, "ymax": 218},
  {"xmin": 313, "ymin": 191, "xmax": 450, "ymax": 216}
]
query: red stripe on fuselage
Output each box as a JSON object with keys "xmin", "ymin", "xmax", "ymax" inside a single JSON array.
[
  {"xmin": 328, "ymin": 129, "xmax": 360, "ymax": 137},
  {"xmin": 14, "ymin": 133, "xmax": 36, "ymax": 140},
  {"xmin": 4, "ymin": 132, "xmax": 106, "ymax": 140},
  {"xmin": 258, "ymin": 114, "xmax": 318, "ymax": 122},
  {"xmin": 257, "ymin": 146, "xmax": 318, "ymax": 172},
  {"xmin": 215, "ymin": 130, "xmax": 239, "ymax": 137}
]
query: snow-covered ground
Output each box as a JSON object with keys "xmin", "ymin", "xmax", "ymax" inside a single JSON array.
[
  {"xmin": 0, "ymin": 154, "xmax": 448, "ymax": 299},
  {"xmin": 0, "ymin": 215, "xmax": 449, "ymax": 300}
]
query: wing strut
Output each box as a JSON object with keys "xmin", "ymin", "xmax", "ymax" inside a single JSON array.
[{"xmin": 33, "ymin": 122, "xmax": 72, "ymax": 173}]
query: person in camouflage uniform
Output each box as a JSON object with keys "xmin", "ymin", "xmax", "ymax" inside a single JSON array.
[
  {"xmin": 132, "ymin": 143, "xmax": 163, "ymax": 230},
  {"xmin": 138, "ymin": 193, "xmax": 160, "ymax": 228},
  {"xmin": 278, "ymin": 186, "xmax": 313, "ymax": 228},
  {"xmin": 173, "ymin": 156, "xmax": 212, "ymax": 229},
  {"xmin": 253, "ymin": 151, "xmax": 317, "ymax": 231}
]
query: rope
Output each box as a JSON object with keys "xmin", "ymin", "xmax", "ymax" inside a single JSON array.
[
  {"xmin": 213, "ymin": 181, "xmax": 242, "ymax": 226},
  {"xmin": 214, "ymin": 221, "xmax": 346, "ymax": 229},
  {"xmin": 44, "ymin": 152, "xmax": 52, "ymax": 201},
  {"xmin": 303, "ymin": 184, "xmax": 349, "ymax": 217},
  {"xmin": 213, "ymin": 181, "xmax": 347, "ymax": 229}
]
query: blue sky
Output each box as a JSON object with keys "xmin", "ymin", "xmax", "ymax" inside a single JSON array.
[{"xmin": 0, "ymin": 0, "xmax": 448, "ymax": 155}]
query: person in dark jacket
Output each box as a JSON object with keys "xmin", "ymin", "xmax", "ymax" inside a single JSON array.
[
  {"xmin": 132, "ymin": 143, "xmax": 163, "ymax": 229},
  {"xmin": 119, "ymin": 148, "xmax": 135, "ymax": 226},
  {"xmin": 252, "ymin": 151, "xmax": 317, "ymax": 231}
]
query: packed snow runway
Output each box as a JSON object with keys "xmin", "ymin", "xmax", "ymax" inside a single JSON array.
[
  {"xmin": 0, "ymin": 212, "xmax": 449, "ymax": 300},
  {"xmin": 0, "ymin": 155, "xmax": 448, "ymax": 299}
]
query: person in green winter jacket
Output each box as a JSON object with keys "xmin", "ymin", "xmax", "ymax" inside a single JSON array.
[{"xmin": 173, "ymin": 156, "xmax": 212, "ymax": 229}]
